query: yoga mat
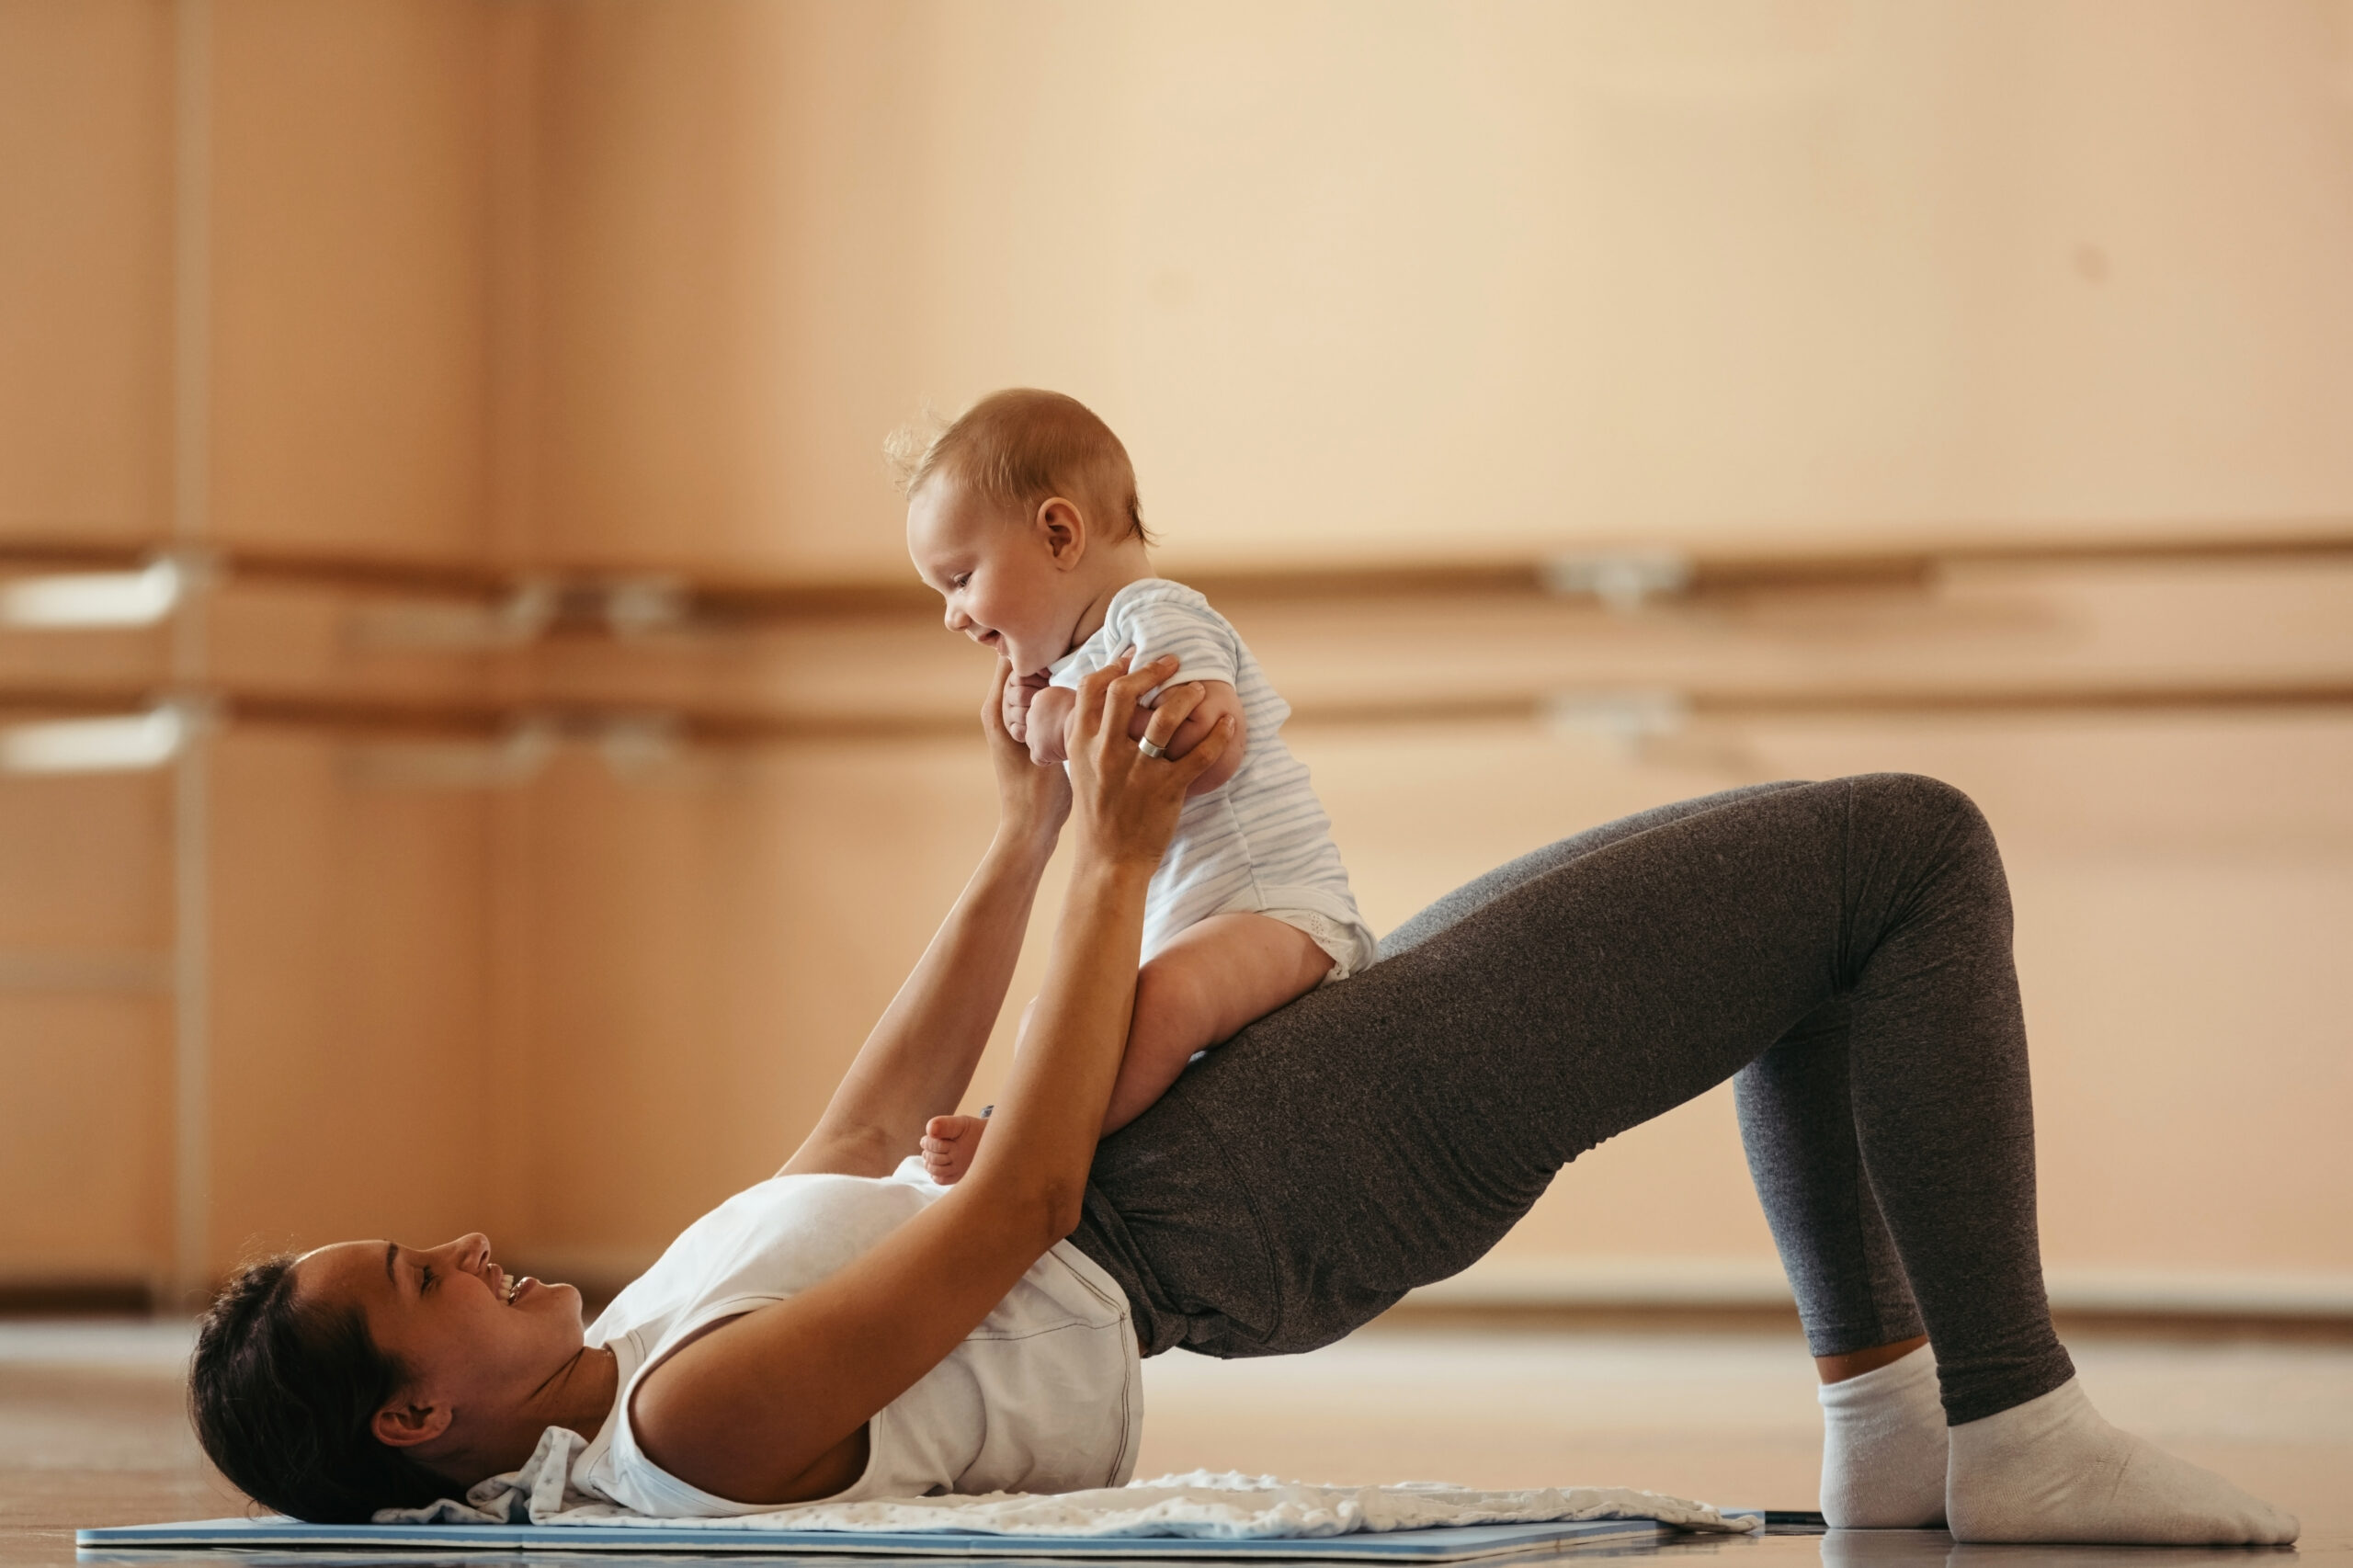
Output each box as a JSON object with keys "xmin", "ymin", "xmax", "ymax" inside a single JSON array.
[{"xmin": 78, "ymin": 1512, "xmax": 1766, "ymax": 1561}]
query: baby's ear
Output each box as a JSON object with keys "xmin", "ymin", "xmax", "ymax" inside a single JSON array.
[{"xmin": 1037, "ymin": 497, "xmax": 1086, "ymax": 566}]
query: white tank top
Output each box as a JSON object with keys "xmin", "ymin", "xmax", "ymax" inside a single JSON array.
[{"xmin": 566, "ymin": 1158, "xmax": 1143, "ymax": 1516}]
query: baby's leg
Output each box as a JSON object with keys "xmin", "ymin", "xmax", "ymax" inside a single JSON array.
[
  {"xmin": 923, "ymin": 920, "xmax": 1329, "ymax": 1183},
  {"xmin": 1108, "ymin": 913, "xmax": 1332, "ymax": 1133},
  {"xmin": 922, "ymin": 998, "xmax": 1039, "ymax": 1185}
]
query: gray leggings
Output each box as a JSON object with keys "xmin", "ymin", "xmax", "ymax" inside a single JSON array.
[{"xmin": 1070, "ymin": 775, "xmax": 2075, "ymax": 1425}]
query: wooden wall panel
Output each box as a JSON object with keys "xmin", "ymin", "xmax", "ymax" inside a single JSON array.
[
  {"xmin": 0, "ymin": 0, "xmax": 172, "ymax": 540},
  {"xmin": 1227, "ymin": 560, "xmax": 2353, "ymax": 713},
  {"xmin": 209, "ymin": 0, "xmax": 496, "ymax": 560},
  {"xmin": 520, "ymin": 1, "xmax": 933, "ymax": 576},
  {"xmin": 2018, "ymin": 851, "xmax": 2351, "ymax": 1271},
  {"xmin": 0, "ymin": 996, "xmax": 168, "ymax": 1278},
  {"xmin": 0, "ymin": 773, "xmax": 171, "ymax": 1286},
  {"xmin": 204, "ymin": 732, "xmax": 497, "ymax": 1268},
  {"xmin": 203, "ymin": 580, "xmax": 517, "ymax": 707},
  {"xmin": 0, "ymin": 770, "xmax": 168, "ymax": 952},
  {"xmin": 512, "ymin": 741, "xmax": 1005, "ymax": 1278}
]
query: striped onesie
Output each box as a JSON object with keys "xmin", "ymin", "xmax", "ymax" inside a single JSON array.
[{"xmin": 1047, "ymin": 578, "xmax": 1378, "ymax": 979}]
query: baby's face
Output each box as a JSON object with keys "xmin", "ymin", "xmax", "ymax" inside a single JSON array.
[{"xmin": 907, "ymin": 479, "xmax": 1075, "ymax": 675}]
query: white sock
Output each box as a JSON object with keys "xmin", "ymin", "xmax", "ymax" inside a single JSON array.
[
  {"xmin": 1947, "ymin": 1375, "xmax": 2299, "ymax": 1545},
  {"xmin": 1817, "ymin": 1345, "xmax": 1948, "ymax": 1528}
]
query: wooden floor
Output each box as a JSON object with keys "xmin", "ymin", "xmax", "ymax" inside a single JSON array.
[{"xmin": 5, "ymin": 1318, "xmax": 2344, "ymax": 1566}]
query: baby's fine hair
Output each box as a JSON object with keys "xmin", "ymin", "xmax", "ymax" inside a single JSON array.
[{"xmin": 886, "ymin": 389, "xmax": 1154, "ymax": 545}]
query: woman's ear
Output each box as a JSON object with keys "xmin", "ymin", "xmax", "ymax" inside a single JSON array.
[
  {"xmin": 1037, "ymin": 497, "xmax": 1087, "ymax": 571},
  {"xmin": 371, "ymin": 1395, "xmax": 454, "ymax": 1450}
]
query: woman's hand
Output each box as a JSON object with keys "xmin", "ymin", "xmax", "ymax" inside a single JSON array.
[
  {"xmin": 1123, "ymin": 679, "xmax": 1246, "ymax": 797},
  {"xmin": 983, "ymin": 659, "xmax": 1070, "ymax": 847},
  {"xmin": 1064, "ymin": 653, "xmax": 1235, "ymax": 869}
]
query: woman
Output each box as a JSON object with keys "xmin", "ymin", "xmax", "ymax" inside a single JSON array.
[{"xmin": 191, "ymin": 657, "xmax": 2295, "ymax": 1545}]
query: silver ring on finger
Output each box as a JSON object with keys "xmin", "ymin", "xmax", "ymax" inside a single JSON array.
[{"xmin": 1138, "ymin": 737, "xmax": 1170, "ymax": 760}]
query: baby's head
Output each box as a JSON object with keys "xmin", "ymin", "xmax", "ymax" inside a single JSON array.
[{"xmin": 894, "ymin": 389, "xmax": 1155, "ymax": 675}]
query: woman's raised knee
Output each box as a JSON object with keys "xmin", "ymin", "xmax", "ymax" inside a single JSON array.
[
  {"xmin": 1848, "ymin": 773, "xmax": 1990, "ymax": 842},
  {"xmin": 1841, "ymin": 773, "xmax": 2010, "ymax": 934}
]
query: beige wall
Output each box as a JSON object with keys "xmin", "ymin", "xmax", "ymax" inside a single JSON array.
[
  {"xmin": 206, "ymin": 730, "xmax": 502, "ymax": 1257},
  {"xmin": 2, "ymin": 0, "xmax": 2348, "ymax": 1301},
  {"xmin": 0, "ymin": 0, "xmax": 173, "ymax": 540},
  {"xmin": 0, "ymin": 768, "xmax": 171, "ymax": 1278},
  {"xmin": 517, "ymin": 1, "xmax": 2353, "ymax": 577},
  {"xmin": 210, "ymin": 0, "xmax": 499, "ymax": 559}
]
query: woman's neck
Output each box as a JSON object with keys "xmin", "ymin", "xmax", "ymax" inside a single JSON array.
[
  {"xmin": 543, "ymin": 1343, "xmax": 622, "ymax": 1444},
  {"xmin": 436, "ymin": 1343, "xmax": 620, "ymax": 1490}
]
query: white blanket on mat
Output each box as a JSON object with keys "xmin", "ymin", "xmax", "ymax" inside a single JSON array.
[{"xmin": 377, "ymin": 1427, "xmax": 1756, "ymax": 1538}]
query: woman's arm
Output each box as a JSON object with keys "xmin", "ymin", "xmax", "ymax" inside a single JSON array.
[
  {"xmin": 778, "ymin": 660, "xmax": 1085, "ymax": 1180},
  {"xmin": 633, "ymin": 658, "xmax": 1233, "ymax": 1506}
]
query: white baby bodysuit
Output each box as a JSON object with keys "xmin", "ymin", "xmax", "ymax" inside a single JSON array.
[{"xmin": 1048, "ymin": 578, "xmax": 1377, "ymax": 977}]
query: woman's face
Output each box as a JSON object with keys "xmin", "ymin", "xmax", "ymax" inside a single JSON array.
[{"xmin": 292, "ymin": 1233, "xmax": 585, "ymax": 1446}]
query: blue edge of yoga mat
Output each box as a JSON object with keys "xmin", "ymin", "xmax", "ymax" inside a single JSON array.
[{"xmin": 78, "ymin": 1510, "xmax": 1768, "ymax": 1562}]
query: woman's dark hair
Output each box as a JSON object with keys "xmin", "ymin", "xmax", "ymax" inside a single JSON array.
[{"xmin": 188, "ymin": 1255, "xmax": 453, "ymax": 1522}]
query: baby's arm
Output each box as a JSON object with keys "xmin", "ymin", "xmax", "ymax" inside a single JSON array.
[
  {"xmin": 1026, "ymin": 685, "xmax": 1077, "ymax": 766},
  {"xmin": 1126, "ymin": 680, "xmax": 1245, "ymax": 795}
]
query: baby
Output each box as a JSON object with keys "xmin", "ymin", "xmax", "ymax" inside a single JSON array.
[{"xmin": 897, "ymin": 389, "xmax": 1377, "ymax": 1182}]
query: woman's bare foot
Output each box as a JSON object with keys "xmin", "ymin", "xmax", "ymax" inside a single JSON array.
[{"xmin": 921, "ymin": 1114, "xmax": 988, "ymax": 1185}]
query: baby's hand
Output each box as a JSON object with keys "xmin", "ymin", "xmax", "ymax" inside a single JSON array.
[
  {"xmin": 1002, "ymin": 669, "xmax": 1051, "ymax": 744},
  {"xmin": 1027, "ymin": 685, "xmax": 1077, "ymax": 766}
]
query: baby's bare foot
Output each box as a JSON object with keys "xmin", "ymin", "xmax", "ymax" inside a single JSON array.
[{"xmin": 921, "ymin": 1114, "xmax": 989, "ymax": 1185}]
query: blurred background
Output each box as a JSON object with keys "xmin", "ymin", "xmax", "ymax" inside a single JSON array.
[{"xmin": 3, "ymin": 0, "xmax": 2350, "ymax": 1345}]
